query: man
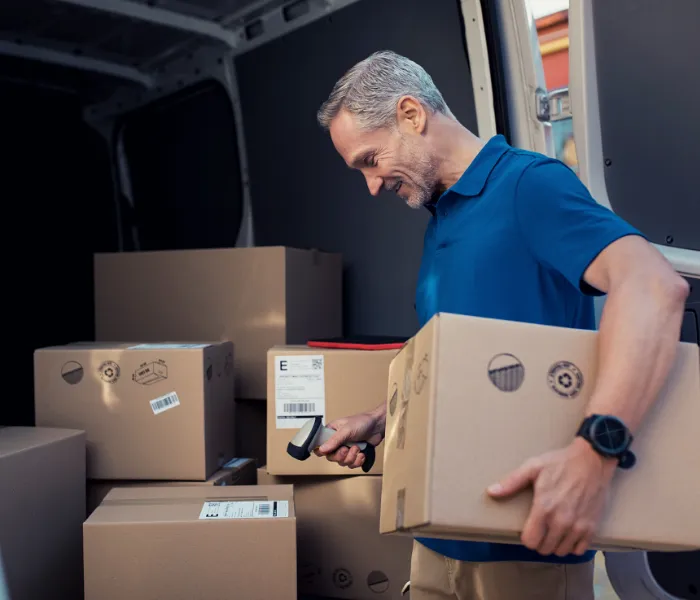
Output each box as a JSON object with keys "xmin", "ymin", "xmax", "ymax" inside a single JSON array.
[{"xmin": 314, "ymin": 51, "xmax": 689, "ymax": 600}]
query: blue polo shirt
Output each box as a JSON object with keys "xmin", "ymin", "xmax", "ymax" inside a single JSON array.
[{"xmin": 414, "ymin": 134, "xmax": 642, "ymax": 564}]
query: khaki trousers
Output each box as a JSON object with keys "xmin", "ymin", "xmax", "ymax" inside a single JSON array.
[{"xmin": 410, "ymin": 541, "xmax": 595, "ymax": 600}]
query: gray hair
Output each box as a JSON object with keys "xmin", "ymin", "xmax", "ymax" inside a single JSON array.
[{"xmin": 317, "ymin": 50, "xmax": 452, "ymax": 131}]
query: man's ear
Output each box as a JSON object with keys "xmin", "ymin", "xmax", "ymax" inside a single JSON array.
[{"xmin": 396, "ymin": 96, "xmax": 427, "ymax": 134}]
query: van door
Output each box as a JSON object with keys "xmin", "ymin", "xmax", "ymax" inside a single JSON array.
[
  {"xmin": 568, "ymin": 1, "xmax": 700, "ymax": 597},
  {"xmin": 568, "ymin": 0, "xmax": 700, "ymax": 282}
]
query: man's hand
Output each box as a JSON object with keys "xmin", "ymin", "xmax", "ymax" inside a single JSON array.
[
  {"xmin": 314, "ymin": 405, "xmax": 386, "ymax": 470},
  {"xmin": 487, "ymin": 437, "xmax": 616, "ymax": 557}
]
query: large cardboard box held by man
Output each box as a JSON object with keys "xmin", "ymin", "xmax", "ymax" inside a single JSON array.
[
  {"xmin": 258, "ymin": 468, "xmax": 412, "ymax": 600},
  {"xmin": 266, "ymin": 346, "xmax": 398, "ymax": 475},
  {"xmin": 0, "ymin": 427, "xmax": 85, "ymax": 600},
  {"xmin": 86, "ymin": 457, "xmax": 257, "ymax": 516},
  {"xmin": 94, "ymin": 246, "xmax": 342, "ymax": 399},
  {"xmin": 380, "ymin": 313, "xmax": 700, "ymax": 551},
  {"xmin": 34, "ymin": 342, "xmax": 235, "ymax": 480},
  {"xmin": 83, "ymin": 485, "xmax": 297, "ymax": 600}
]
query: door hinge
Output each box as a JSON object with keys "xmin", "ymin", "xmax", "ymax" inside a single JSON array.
[{"xmin": 535, "ymin": 88, "xmax": 550, "ymax": 122}]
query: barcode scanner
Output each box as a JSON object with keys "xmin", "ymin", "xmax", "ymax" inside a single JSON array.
[{"xmin": 286, "ymin": 415, "xmax": 376, "ymax": 473}]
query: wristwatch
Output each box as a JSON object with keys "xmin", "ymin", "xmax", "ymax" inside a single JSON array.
[{"xmin": 576, "ymin": 414, "xmax": 636, "ymax": 469}]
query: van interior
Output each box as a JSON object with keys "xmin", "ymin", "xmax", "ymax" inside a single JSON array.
[{"xmin": 1, "ymin": 0, "xmax": 698, "ymax": 598}]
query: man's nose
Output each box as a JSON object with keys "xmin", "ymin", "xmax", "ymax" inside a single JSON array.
[{"xmin": 365, "ymin": 175, "xmax": 382, "ymax": 197}]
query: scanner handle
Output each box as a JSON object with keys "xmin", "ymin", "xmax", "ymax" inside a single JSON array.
[{"xmin": 316, "ymin": 426, "xmax": 376, "ymax": 473}]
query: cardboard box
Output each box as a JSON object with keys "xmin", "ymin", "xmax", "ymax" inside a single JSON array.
[
  {"xmin": 94, "ymin": 247, "xmax": 342, "ymax": 399},
  {"xmin": 84, "ymin": 485, "xmax": 297, "ymax": 600},
  {"xmin": 380, "ymin": 313, "xmax": 700, "ymax": 551},
  {"xmin": 34, "ymin": 342, "xmax": 235, "ymax": 480},
  {"xmin": 258, "ymin": 468, "xmax": 412, "ymax": 599},
  {"xmin": 266, "ymin": 346, "xmax": 398, "ymax": 475},
  {"xmin": 86, "ymin": 457, "xmax": 257, "ymax": 515},
  {"xmin": 0, "ymin": 426, "xmax": 85, "ymax": 600}
]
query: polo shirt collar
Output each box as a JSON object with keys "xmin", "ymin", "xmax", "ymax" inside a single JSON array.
[
  {"xmin": 449, "ymin": 134, "xmax": 510, "ymax": 197},
  {"xmin": 424, "ymin": 134, "xmax": 510, "ymax": 215}
]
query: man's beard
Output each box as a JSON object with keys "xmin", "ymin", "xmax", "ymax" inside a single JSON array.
[{"xmin": 403, "ymin": 145, "xmax": 440, "ymax": 210}]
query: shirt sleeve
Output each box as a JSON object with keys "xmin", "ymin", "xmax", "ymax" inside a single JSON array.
[{"xmin": 514, "ymin": 158, "xmax": 645, "ymax": 295}]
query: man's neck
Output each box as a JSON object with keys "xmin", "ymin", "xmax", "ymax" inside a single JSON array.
[{"xmin": 430, "ymin": 116, "xmax": 486, "ymax": 190}]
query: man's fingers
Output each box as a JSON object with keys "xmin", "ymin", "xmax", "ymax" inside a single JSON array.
[
  {"xmin": 350, "ymin": 454, "xmax": 366, "ymax": 469},
  {"xmin": 569, "ymin": 521, "xmax": 595, "ymax": 556},
  {"xmin": 342, "ymin": 445, "xmax": 371, "ymax": 469},
  {"xmin": 317, "ymin": 427, "xmax": 351, "ymax": 455},
  {"xmin": 324, "ymin": 446, "xmax": 349, "ymax": 464},
  {"xmin": 520, "ymin": 506, "xmax": 547, "ymax": 551},
  {"xmin": 323, "ymin": 444, "xmax": 367, "ymax": 470},
  {"xmin": 538, "ymin": 515, "xmax": 570, "ymax": 556},
  {"xmin": 573, "ymin": 535, "xmax": 593, "ymax": 556},
  {"xmin": 340, "ymin": 445, "xmax": 361, "ymax": 467},
  {"xmin": 488, "ymin": 459, "xmax": 541, "ymax": 498},
  {"xmin": 554, "ymin": 527, "xmax": 583, "ymax": 557}
]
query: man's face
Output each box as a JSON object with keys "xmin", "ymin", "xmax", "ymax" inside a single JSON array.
[{"xmin": 329, "ymin": 109, "xmax": 439, "ymax": 209}]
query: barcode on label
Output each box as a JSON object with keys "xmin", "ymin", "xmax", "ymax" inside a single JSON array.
[
  {"xmin": 198, "ymin": 500, "xmax": 289, "ymax": 520},
  {"xmin": 311, "ymin": 358, "xmax": 323, "ymax": 370},
  {"xmin": 150, "ymin": 392, "xmax": 181, "ymax": 415},
  {"xmin": 283, "ymin": 402, "xmax": 316, "ymax": 413}
]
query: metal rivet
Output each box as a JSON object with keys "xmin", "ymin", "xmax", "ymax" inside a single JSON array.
[
  {"xmin": 666, "ymin": 235, "xmax": 674, "ymax": 244},
  {"xmin": 604, "ymin": 159, "xmax": 612, "ymax": 166}
]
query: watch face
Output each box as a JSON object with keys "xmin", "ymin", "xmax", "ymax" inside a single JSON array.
[{"xmin": 590, "ymin": 415, "xmax": 630, "ymax": 455}]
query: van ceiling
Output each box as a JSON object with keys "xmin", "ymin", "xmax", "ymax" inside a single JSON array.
[{"xmin": 0, "ymin": 0, "xmax": 309, "ymax": 103}]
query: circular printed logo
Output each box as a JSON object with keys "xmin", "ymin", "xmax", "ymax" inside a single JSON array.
[
  {"xmin": 61, "ymin": 361, "xmax": 84, "ymax": 385},
  {"xmin": 367, "ymin": 570, "xmax": 390, "ymax": 594},
  {"xmin": 487, "ymin": 353, "xmax": 525, "ymax": 392},
  {"xmin": 333, "ymin": 568, "xmax": 353, "ymax": 590},
  {"xmin": 98, "ymin": 360, "xmax": 120, "ymax": 384},
  {"xmin": 547, "ymin": 361, "xmax": 583, "ymax": 398}
]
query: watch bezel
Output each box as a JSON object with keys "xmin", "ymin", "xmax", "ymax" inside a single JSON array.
[{"xmin": 588, "ymin": 414, "xmax": 632, "ymax": 457}]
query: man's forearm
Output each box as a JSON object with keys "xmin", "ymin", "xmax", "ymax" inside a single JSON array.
[
  {"xmin": 584, "ymin": 273, "xmax": 689, "ymax": 434},
  {"xmin": 369, "ymin": 401, "xmax": 388, "ymax": 434}
]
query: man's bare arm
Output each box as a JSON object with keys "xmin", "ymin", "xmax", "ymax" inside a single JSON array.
[{"xmin": 581, "ymin": 235, "xmax": 689, "ymax": 437}]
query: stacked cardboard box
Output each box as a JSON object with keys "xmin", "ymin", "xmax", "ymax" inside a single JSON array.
[
  {"xmin": 0, "ymin": 426, "xmax": 85, "ymax": 600},
  {"xmin": 83, "ymin": 485, "xmax": 297, "ymax": 600},
  {"xmin": 261, "ymin": 345, "xmax": 414, "ymax": 599},
  {"xmin": 34, "ymin": 342, "xmax": 237, "ymax": 484},
  {"xmin": 10, "ymin": 246, "xmax": 344, "ymax": 600}
]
